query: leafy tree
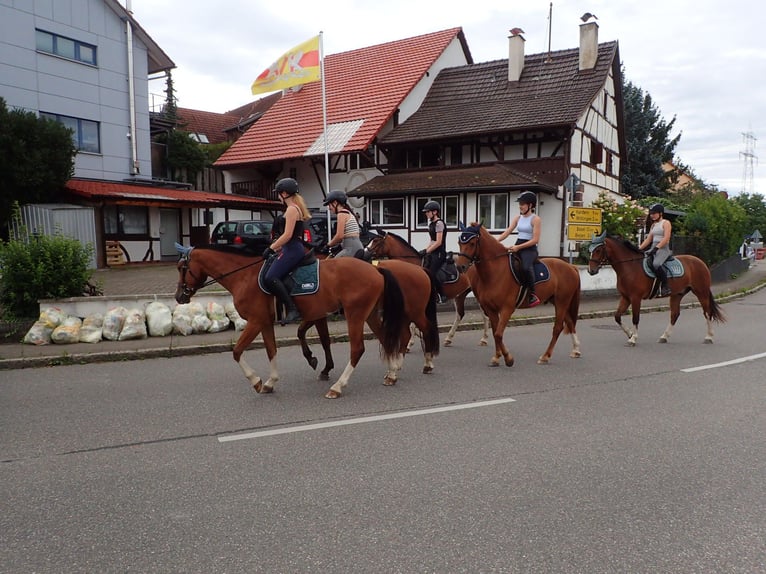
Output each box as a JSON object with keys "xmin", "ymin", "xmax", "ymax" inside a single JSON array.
[
  {"xmin": 732, "ymin": 193, "xmax": 766, "ymax": 239},
  {"xmin": 591, "ymin": 190, "xmax": 647, "ymax": 239},
  {"xmin": 621, "ymin": 78, "xmax": 681, "ymax": 199},
  {"xmin": 160, "ymin": 129, "xmax": 207, "ymax": 183},
  {"xmin": 0, "ymin": 97, "xmax": 76, "ymax": 236},
  {"xmin": 675, "ymin": 193, "xmax": 748, "ymax": 264}
]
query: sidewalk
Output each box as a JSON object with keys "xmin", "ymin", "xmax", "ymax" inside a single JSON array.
[{"xmin": 1, "ymin": 259, "xmax": 764, "ymax": 370}]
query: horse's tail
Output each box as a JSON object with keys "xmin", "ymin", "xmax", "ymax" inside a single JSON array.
[
  {"xmin": 421, "ymin": 273, "xmax": 440, "ymax": 357},
  {"xmin": 377, "ymin": 267, "xmax": 407, "ymax": 358},
  {"xmin": 706, "ymin": 291, "xmax": 727, "ymax": 323},
  {"xmin": 565, "ymin": 271, "xmax": 581, "ymax": 334}
]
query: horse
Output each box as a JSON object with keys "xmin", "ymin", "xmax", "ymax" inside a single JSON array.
[
  {"xmin": 295, "ymin": 256, "xmax": 441, "ymax": 385},
  {"xmin": 174, "ymin": 244, "xmax": 407, "ymax": 399},
  {"xmin": 364, "ymin": 230, "xmax": 490, "ymax": 347},
  {"xmin": 455, "ymin": 222, "xmax": 582, "ymax": 366},
  {"xmin": 587, "ymin": 232, "xmax": 726, "ymax": 345}
]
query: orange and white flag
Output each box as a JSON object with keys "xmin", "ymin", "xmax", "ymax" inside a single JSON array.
[{"xmin": 251, "ymin": 35, "xmax": 321, "ymax": 95}]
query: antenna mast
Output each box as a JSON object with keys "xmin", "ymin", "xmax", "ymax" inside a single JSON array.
[
  {"xmin": 546, "ymin": 2, "xmax": 553, "ymax": 62},
  {"xmin": 740, "ymin": 129, "xmax": 758, "ymax": 194}
]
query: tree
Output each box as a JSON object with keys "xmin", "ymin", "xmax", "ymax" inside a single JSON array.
[
  {"xmin": 732, "ymin": 193, "xmax": 766, "ymax": 239},
  {"xmin": 675, "ymin": 193, "xmax": 748, "ymax": 264},
  {"xmin": 0, "ymin": 98, "xmax": 76, "ymax": 236},
  {"xmin": 621, "ymin": 78, "xmax": 681, "ymax": 199}
]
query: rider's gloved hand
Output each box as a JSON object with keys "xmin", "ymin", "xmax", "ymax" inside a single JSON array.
[
  {"xmin": 418, "ymin": 249, "xmax": 427, "ymax": 258},
  {"xmin": 262, "ymin": 247, "xmax": 275, "ymax": 258}
]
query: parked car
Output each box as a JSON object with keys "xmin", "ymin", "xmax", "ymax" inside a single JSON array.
[{"xmin": 210, "ymin": 220, "xmax": 273, "ymax": 252}]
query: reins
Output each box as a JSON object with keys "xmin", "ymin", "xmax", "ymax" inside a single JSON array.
[{"xmin": 180, "ymin": 254, "xmax": 267, "ymax": 295}]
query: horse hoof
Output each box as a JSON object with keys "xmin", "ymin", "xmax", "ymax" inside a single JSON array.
[
  {"xmin": 254, "ymin": 381, "xmax": 273, "ymax": 394},
  {"xmin": 319, "ymin": 372, "xmax": 330, "ymax": 381},
  {"xmin": 479, "ymin": 340, "xmax": 488, "ymax": 346},
  {"xmin": 537, "ymin": 357, "xmax": 550, "ymax": 365},
  {"xmin": 383, "ymin": 377, "xmax": 397, "ymax": 386},
  {"xmin": 308, "ymin": 357, "xmax": 318, "ymax": 370},
  {"xmin": 444, "ymin": 339, "xmax": 453, "ymax": 347},
  {"xmin": 658, "ymin": 337, "xmax": 668, "ymax": 344},
  {"xmin": 422, "ymin": 366, "xmax": 433, "ymax": 374},
  {"xmin": 505, "ymin": 358, "xmax": 514, "ymax": 367},
  {"xmin": 625, "ymin": 341, "xmax": 636, "ymax": 347},
  {"xmin": 570, "ymin": 351, "xmax": 582, "ymax": 358},
  {"xmin": 324, "ymin": 389, "xmax": 342, "ymax": 399},
  {"xmin": 703, "ymin": 338, "xmax": 714, "ymax": 344}
]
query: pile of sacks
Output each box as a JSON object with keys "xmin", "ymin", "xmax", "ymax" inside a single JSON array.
[{"xmin": 23, "ymin": 301, "xmax": 247, "ymax": 345}]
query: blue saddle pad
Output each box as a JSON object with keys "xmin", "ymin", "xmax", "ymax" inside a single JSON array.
[
  {"xmin": 258, "ymin": 259, "xmax": 320, "ymax": 296},
  {"xmin": 642, "ymin": 256, "xmax": 684, "ymax": 279},
  {"xmin": 508, "ymin": 255, "xmax": 551, "ymax": 285}
]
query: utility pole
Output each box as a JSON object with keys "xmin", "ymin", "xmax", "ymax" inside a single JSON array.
[{"xmin": 740, "ymin": 129, "xmax": 758, "ymax": 194}]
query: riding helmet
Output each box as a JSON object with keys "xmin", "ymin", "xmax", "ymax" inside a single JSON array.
[
  {"xmin": 422, "ymin": 200, "xmax": 441, "ymax": 213},
  {"xmin": 322, "ymin": 190, "xmax": 348, "ymax": 206},
  {"xmin": 649, "ymin": 203, "xmax": 665, "ymax": 214},
  {"xmin": 274, "ymin": 177, "xmax": 299, "ymax": 196},
  {"xmin": 517, "ymin": 191, "xmax": 537, "ymax": 206}
]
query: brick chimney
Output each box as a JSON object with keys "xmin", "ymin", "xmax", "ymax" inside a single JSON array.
[
  {"xmin": 508, "ymin": 31, "xmax": 525, "ymax": 82},
  {"xmin": 579, "ymin": 21, "xmax": 599, "ymax": 70}
]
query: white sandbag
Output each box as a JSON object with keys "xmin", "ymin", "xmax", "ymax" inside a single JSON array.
[
  {"xmin": 79, "ymin": 313, "xmax": 103, "ymax": 343},
  {"xmin": 224, "ymin": 302, "xmax": 247, "ymax": 331},
  {"xmin": 172, "ymin": 303, "xmax": 194, "ymax": 336},
  {"xmin": 23, "ymin": 321, "xmax": 53, "ymax": 345},
  {"xmin": 145, "ymin": 301, "xmax": 173, "ymax": 337},
  {"xmin": 205, "ymin": 301, "xmax": 230, "ymax": 333},
  {"xmin": 191, "ymin": 313, "xmax": 212, "ymax": 334},
  {"xmin": 102, "ymin": 306, "xmax": 129, "ymax": 341},
  {"xmin": 118, "ymin": 308, "xmax": 147, "ymax": 340},
  {"xmin": 51, "ymin": 316, "xmax": 82, "ymax": 344},
  {"xmin": 39, "ymin": 306, "xmax": 66, "ymax": 329}
]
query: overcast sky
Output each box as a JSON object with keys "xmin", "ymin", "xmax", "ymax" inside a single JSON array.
[{"xmin": 132, "ymin": 0, "xmax": 765, "ymax": 196}]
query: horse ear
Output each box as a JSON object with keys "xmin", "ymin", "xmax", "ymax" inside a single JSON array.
[
  {"xmin": 591, "ymin": 230, "xmax": 606, "ymax": 244},
  {"xmin": 380, "ymin": 229, "xmax": 387, "ymax": 237},
  {"xmin": 175, "ymin": 242, "xmax": 192, "ymax": 257},
  {"xmin": 458, "ymin": 221, "xmax": 466, "ymax": 231}
]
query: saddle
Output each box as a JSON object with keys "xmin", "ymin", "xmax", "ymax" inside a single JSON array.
[
  {"xmin": 642, "ymin": 256, "xmax": 684, "ymax": 279},
  {"xmin": 436, "ymin": 253, "xmax": 461, "ymax": 285},
  {"xmin": 258, "ymin": 250, "xmax": 320, "ymax": 296},
  {"xmin": 509, "ymin": 254, "xmax": 551, "ymax": 308}
]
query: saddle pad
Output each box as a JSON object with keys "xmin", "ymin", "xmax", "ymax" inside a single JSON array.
[
  {"xmin": 437, "ymin": 259, "xmax": 460, "ymax": 284},
  {"xmin": 258, "ymin": 259, "xmax": 320, "ymax": 296},
  {"xmin": 643, "ymin": 257, "xmax": 684, "ymax": 278},
  {"xmin": 508, "ymin": 255, "xmax": 551, "ymax": 285}
]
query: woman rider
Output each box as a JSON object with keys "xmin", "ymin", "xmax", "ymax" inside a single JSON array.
[
  {"xmin": 263, "ymin": 177, "xmax": 310, "ymax": 324},
  {"xmin": 419, "ymin": 200, "xmax": 448, "ymax": 304},
  {"xmin": 498, "ymin": 191, "xmax": 541, "ymax": 307},
  {"xmin": 639, "ymin": 203, "xmax": 672, "ymax": 297},
  {"xmin": 322, "ymin": 190, "xmax": 364, "ymax": 258}
]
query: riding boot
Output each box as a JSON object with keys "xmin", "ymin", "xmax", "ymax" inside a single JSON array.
[
  {"xmin": 267, "ymin": 278, "xmax": 302, "ymax": 325},
  {"xmin": 654, "ymin": 265, "xmax": 671, "ymax": 297},
  {"xmin": 435, "ymin": 280, "xmax": 447, "ymax": 304},
  {"xmin": 525, "ymin": 269, "xmax": 541, "ymax": 307}
]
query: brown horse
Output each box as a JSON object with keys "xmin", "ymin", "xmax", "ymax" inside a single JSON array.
[
  {"xmin": 587, "ymin": 232, "xmax": 726, "ymax": 345},
  {"xmin": 296, "ymin": 257, "xmax": 440, "ymax": 385},
  {"xmin": 174, "ymin": 244, "xmax": 406, "ymax": 399},
  {"xmin": 455, "ymin": 222, "xmax": 582, "ymax": 366},
  {"xmin": 365, "ymin": 230, "xmax": 489, "ymax": 346}
]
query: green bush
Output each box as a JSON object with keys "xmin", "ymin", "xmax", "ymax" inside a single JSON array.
[{"xmin": 0, "ymin": 234, "xmax": 93, "ymax": 318}]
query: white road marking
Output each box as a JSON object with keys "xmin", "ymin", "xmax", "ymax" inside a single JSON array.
[
  {"xmin": 218, "ymin": 398, "xmax": 516, "ymax": 443},
  {"xmin": 681, "ymin": 351, "xmax": 766, "ymax": 373}
]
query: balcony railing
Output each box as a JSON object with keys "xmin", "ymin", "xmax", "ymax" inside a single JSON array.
[{"xmin": 231, "ymin": 180, "xmax": 279, "ymax": 202}]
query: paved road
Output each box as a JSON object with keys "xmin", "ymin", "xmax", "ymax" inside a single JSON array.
[{"xmin": 2, "ymin": 289, "xmax": 765, "ymax": 572}]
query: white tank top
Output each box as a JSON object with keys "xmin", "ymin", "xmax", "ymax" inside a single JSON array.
[{"xmin": 517, "ymin": 213, "xmax": 534, "ymax": 240}]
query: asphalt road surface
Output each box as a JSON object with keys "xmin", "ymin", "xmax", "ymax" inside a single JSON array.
[{"xmin": 2, "ymin": 290, "xmax": 765, "ymax": 573}]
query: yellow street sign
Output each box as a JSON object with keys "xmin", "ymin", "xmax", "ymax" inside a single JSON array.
[
  {"xmin": 567, "ymin": 223, "xmax": 602, "ymax": 241},
  {"xmin": 567, "ymin": 207, "xmax": 602, "ymax": 224}
]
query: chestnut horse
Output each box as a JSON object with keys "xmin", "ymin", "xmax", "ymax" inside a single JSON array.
[
  {"xmin": 456, "ymin": 223, "xmax": 582, "ymax": 366},
  {"xmin": 364, "ymin": 230, "xmax": 489, "ymax": 346},
  {"xmin": 296, "ymin": 257, "xmax": 440, "ymax": 385},
  {"xmin": 587, "ymin": 232, "xmax": 725, "ymax": 345},
  {"xmin": 175, "ymin": 244, "xmax": 406, "ymax": 399}
]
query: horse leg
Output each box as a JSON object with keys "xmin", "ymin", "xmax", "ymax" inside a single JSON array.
[
  {"xmin": 314, "ymin": 318, "xmax": 335, "ymax": 380},
  {"xmin": 326, "ymin": 318, "xmax": 367, "ymax": 399},
  {"xmin": 444, "ymin": 297, "xmax": 464, "ymax": 347},
  {"xmin": 626, "ymin": 296, "xmax": 643, "ymax": 346},
  {"xmin": 658, "ymin": 294, "xmax": 682, "ymax": 343},
  {"xmin": 489, "ymin": 307, "xmax": 514, "ymax": 367},
  {"xmin": 479, "ymin": 314, "xmax": 490, "ymax": 346},
  {"xmin": 538, "ymin": 300, "xmax": 567, "ymax": 364},
  {"xmin": 613, "ymin": 295, "xmax": 635, "ymax": 345},
  {"xmin": 234, "ymin": 321, "xmax": 278, "ymax": 393},
  {"xmin": 296, "ymin": 320, "xmax": 319, "ymax": 370},
  {"xmin": 692, "ymin": 287, "xmax": 717, "ymax": 344},
  {"xmin": 406, "ymin": 322, "xmax": 417, "ymax": 353}
]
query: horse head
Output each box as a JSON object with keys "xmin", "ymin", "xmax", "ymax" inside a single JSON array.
[
  {"xmin": 456, "ymin": 222, "xmax": 483, "ymax": 272},
  {"xmin": 587, "ymin": 231, "xmax": 608, "ymax": 275},
  {"xmin": 174, "ymin": 244, "xmax": 207, "ymax": 303}
]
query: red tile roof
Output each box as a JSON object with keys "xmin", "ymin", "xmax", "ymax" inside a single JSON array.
[
  {"xmin": 215, "ymin": 28, "xmax": 469, "ymax": 167},
  {"xmin": 176, "ymin": 108, "xmax": 241, "ymax": 144},
  {"xmin": 64, "ymin": 179, "xmax": 280, "ymax": 209}
]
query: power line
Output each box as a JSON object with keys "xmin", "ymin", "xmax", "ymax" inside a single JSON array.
[{"xmin": 740, "ymin": 129, "xmax": 758, "ymax": 194}]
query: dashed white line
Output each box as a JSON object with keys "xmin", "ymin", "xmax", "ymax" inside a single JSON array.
[
  {"xmin": 681, "ymin": 352, "xmax": 766, "ymax": 373},
  {"xmin": 218, "ymin": 398, "xmax": 516, "ymax": 443}
]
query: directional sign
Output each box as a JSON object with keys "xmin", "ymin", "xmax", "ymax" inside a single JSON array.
[
  {"xmin": 567, "ymin": 223, "xmax": 602, "ymax": 241},
  {"xmin": 567, "ymin": 207, "xmax": 602, "ymax": 224}
]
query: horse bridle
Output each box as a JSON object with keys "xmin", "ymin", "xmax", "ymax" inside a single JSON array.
[{"xmin": 178, "ymin": 253, "xmax": 265, "ymax": 297}]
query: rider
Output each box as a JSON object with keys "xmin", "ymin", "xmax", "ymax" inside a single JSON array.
[
  {"xmin": 498, "ymin": 191, "xmax": 541, "ymax": 308},
  {"xmin": 263, "ymin": 177, "xmax": 310, "ymax": 324},
  {"xmin": 322, "ymin": 190, "xmax": 364, "ymax": 258},
  {"xmin": 639, "ymin": 203, "xmax": 672, "ymax": 297},
  {"xmin": 419, "ymin": 200, "xmax": 448, "ymax": 304}
]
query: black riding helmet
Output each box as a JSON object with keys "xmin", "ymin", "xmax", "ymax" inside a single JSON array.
[
  {"xmin": 274, "ymin": 177, "xmax": 299, "ymax": 196},
  {"xmin": 322, "ymin": 190, "xmax": 348, "ymax": 206},
  {"xmin": 517, "ymin": 191, "xmax": 537, "ymax": 206},
  {"xmin": 422, "ymin": 200, "xmax": 441, "ymax": 213},
  {"xmin": 649, "ymin": 203, "xmax": 665, "ymax": 215}
]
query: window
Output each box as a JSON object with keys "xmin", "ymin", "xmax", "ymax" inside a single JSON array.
[
  {"xmin": 40, "ymin": 112, "xmax": 100, "ymax": 153},
  {"xmin": 589, "ymin": 140, "xmax": 604, "ymax": 165},
  {"xmin": 416, "ymin": 196, "xmax": 459, "ymax": 228},
  {"xmin": 369, "ymin": 198, "xmax": 405, "ymax": 225},
  {"xmin": 104, "ymin": 206, "xmax": 149, "ymax": 236},
  {"xmin": 478, "ymin": 193, "xmax": 509, "ymax": 231},
  {"xmin": 449, "ymin": 145, "xmax": 463, "ymax": 166},
  {"xmin": 36, "ymin": 29, "xmax": 97, "ymax": 65}
]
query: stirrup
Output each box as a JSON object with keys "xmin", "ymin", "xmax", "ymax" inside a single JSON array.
[{"xmin": 527, "ymin": 294, "xmax": 541, "ymax": 308}]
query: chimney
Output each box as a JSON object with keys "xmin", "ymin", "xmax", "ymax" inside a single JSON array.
[
  {"xmin": 508, "ymin": 30, "xmax": 525, "ymax": 82},
  {"xmin": 579, "ymin": 21, "xmax": 598, "ymax": 70}
]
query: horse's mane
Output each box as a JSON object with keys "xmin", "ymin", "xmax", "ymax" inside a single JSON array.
[
  {"xmin": 389, "ymin": 232, "xmax": 418, "ymax": 254},
  {"xmin": 195, "ymin": 244, "xmax": 258, "ymax": 256}
]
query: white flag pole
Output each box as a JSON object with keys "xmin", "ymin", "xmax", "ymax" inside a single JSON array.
[{"xmin": 319, "ymin": 31, "xmax": 332, "ymax": 241}]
